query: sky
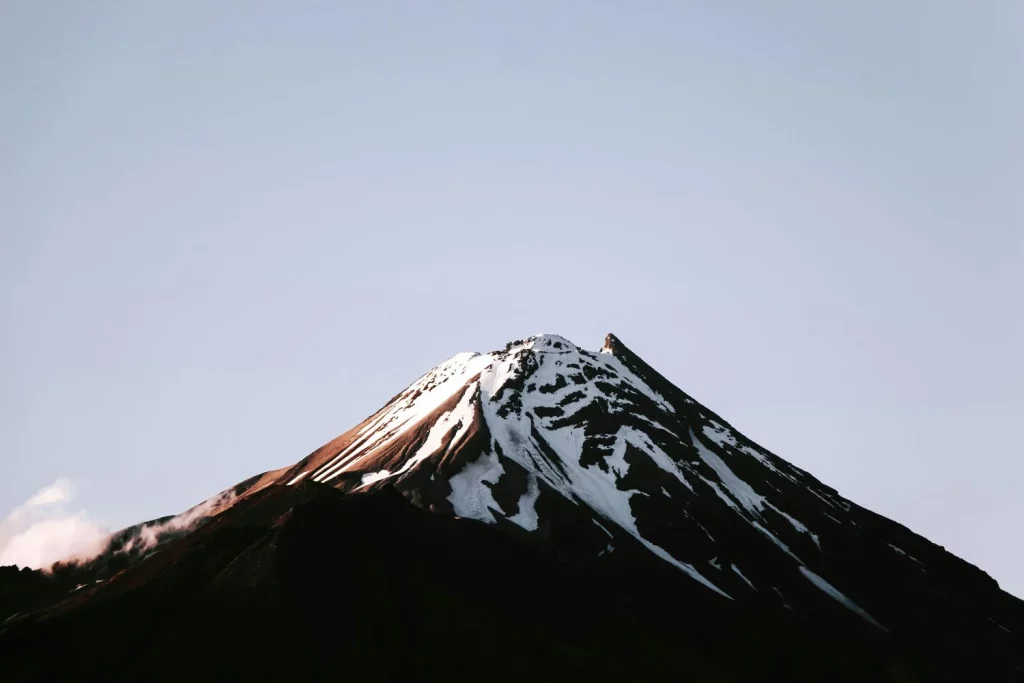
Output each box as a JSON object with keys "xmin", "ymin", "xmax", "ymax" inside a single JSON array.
[{"xmin": 1, "ymin": 2, "xmax": 1021, "ymax": 596}]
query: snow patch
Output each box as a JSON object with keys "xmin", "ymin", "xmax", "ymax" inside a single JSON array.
[
  {"xmin": 507, "ymin": 475, "xmax": 541, "ymax": 531},
  {"xmin": 478, "ymin": 387, "xmax": 729, "ymax": 598},
  {"xmin": 360, "ymin": 471, "xmax": 391, "ymax": 486},
  {"xmin": 887, "ymin": 542, "xmax": 924, "ymax": 565},
  {"xmin": 731, "ymin": 564, "xmax": 757, "ymax": 590},
  {"xmin": 447, "ymin": 451, "xmax": 504, "ymax": 523},
  {"xmin": 772, "ymin": 587, "xmax": 793, "ymax": 610},
  {"xmin": 643, "ymin": 542, "xmax": 732, "ymax": 599},
  {"xmin": 692, "ymin": 433, "xmax": 765, "ymax": 513},
  {"xmin": 799, "ymin": 566, "xmax": 888, "ymax": 631},
  {"xmin": 692, "ymin": 432, "xmax": 817, "ymax": 558},
  {"xmin": 600, "ymin": 354, "xmax": 675, "ymax": 414},
  {"xmin": 314, "ymin": 353, "xmax": 491, "ymax": 482},
  {"xmin": 348, "ymin": 383, "xmax": 478, "ymax": 487},
  {"xmin": 605, "ymin": 431, "xmax": 630, "ymax": 480},
  {"xmin": 594, "ymin": 520, "xmax": 615, "ymax": 556},
  {"xmin": 767, "ymin": 503, "xmax": 821, "ymax": 548},
  {"xmin": 751, "ymin": 520, "xmax": 801, "ymax": 562},
  {"xmin": 626, "ymin": 429, "xmax": 692, "ymax": 491}
]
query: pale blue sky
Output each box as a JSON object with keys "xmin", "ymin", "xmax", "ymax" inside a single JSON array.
[{"xmin": 1, "ymin": 2, "xmax": 1021, "ymax": 595}]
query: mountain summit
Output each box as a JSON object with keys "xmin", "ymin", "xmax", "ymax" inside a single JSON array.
[
  {"xmin": 2, "ymin": 334, "xmax": 1021, "ymax": 682},
  {"xmin": 256, "ymin": 332, "xmax": 849, "ymax": 600}
]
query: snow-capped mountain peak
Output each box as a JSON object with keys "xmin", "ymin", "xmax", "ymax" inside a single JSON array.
[
  {"xmin": 259, "ymin": 334, "xmax": 899, "ymax": 613},
  {"xmin": 9, "ymin": 332, "xmax": 1021, "ymax": 683}
]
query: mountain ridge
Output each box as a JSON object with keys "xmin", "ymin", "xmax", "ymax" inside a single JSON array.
[{"xmin": 1, "ymin": 332, "xmax": 1021, "ymax": 682}]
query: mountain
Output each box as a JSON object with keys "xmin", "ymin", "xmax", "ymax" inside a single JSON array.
[{"xmin": 1, "ymin": 333, "xmax": 1021, "ymax": 682}]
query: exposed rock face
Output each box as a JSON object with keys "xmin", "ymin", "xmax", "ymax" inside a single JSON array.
[{"xmin": 1, "ymin": 334, "xmax": 1021, "ymax": 682}]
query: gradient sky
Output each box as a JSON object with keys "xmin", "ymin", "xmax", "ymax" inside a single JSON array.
[{"xmin": 1, "ymin": 2, "xmax": 1021, "ymax": 596}]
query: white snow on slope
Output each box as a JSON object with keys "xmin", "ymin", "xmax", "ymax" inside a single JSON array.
[
  {"xmin": 311, "ymin": 334, "xmax": 840, "ymax": 601},
  {"xmin": 399, "ymin": 335, "xmax": 834, "ymax": 598},
  {"xmin": 768, "ymin": 503, "xmax": 822, "ymax": 549},
  {"xmin": 798, "ymin": 566, "xmax": 888, "ymax": 631},
  {"xmin": 702, "ymin": 422, "xmax": 773, "ymax": 467},
  {"xmin": 352, "ymin": 383, "xmax": 478, "ymax": 488},
  {"xmin": 700, "ymin": 422, "xmax": 837, "ymax": 507},
  {"xmin": 360, "ymin": 470, "xmax": 391, "ymax": 486},
  {"xmin": 633, "ymin": 413, "xmax": 680, "ymax": 439},
  {"xmin": 399, "ymin": 336, "xmax": 732, "ymax": 597},
  {"xmin": 692, "ymin": 433, "xmax": 765, "ymax": 513},
  {"xmin": 887, "ymin": 542, "xmax": 924, "ymax": 566},
  {"xmin": 691, "ymin": 432, "xmax": 818, "ymax": 554},
  {"xmin": 453, "ymin": 345, "xmax": 732, "ymax": 598},
  {"xmin": 626, "ymin": 429, "xmax": 693, "ymax": 491},
  {"xmin": 507, "ymin": 475, "xmax": 541, "ymax": 531},
  {"xmin": 448, "ymin": 450, "xmax": 504, "ymax": 522},
  {"xmin": 773, "ymin": 587, "xmax": 793, "ymax": 610},
  {"xmin": 751, "ymin": 520, "xmax": 800, "ymax": 561},
  {"xmin": 313, "ymin": 352, "xmax": 492, "ymax": 483},
  {"xmin": 600, "ymin": 354, "xmax": 675, "ymax": 415},
  {"xmin": 731, "ymin": 564, "xmax": 757, "ymax": 590}
]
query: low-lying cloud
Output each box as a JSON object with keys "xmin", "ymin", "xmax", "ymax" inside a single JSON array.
[
  {"xmin": 0, "ymin": 479, "xmax": 111, "ymax": 570},
  {"xmin": 2, "ymin": 481, "xmax": 239, "ymax": 570},
  {"xmin": 122, "ymin": 489, "xmax": 237, "ymax": 554}
]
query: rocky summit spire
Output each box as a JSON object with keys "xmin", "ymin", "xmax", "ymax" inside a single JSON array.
[{"xmin": 601, "ymin": 332, "xmax": 624, "ymax": 355}]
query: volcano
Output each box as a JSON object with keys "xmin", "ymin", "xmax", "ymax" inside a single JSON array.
[{"xmin": 1, "ymin": 333, "xmax": 1021, "ymax": 682}]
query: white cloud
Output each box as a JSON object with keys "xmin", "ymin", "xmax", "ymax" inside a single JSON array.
[
  {"xmin": 0, "ymin": 513, "xmax": 109, "ymax": 569},
  {"xmin": 0, "ymin": 479, "xmax": 111, "ymax": 570},
  {"xmin": 7, "ymin": 479, "xmax": 73, "ymax": 521},
  {"xmin": 26, "ymin": 479, "xmax": 72, "ymax": 506},
  {"xmin": 131, "ymin": 489, "xmax": 237, "ymax": 552}
]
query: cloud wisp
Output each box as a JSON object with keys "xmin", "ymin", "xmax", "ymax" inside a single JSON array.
[
  {"xmin": 1, "ymin": 481, "xmax": 240, "ymax": 570},
  {"xmin": 121, "ymin": 489, "xmax": 238, "ymax": 554},
  {"xmin": 0, "ymin": 479, "xmax": 111, "ymax": 570}
]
